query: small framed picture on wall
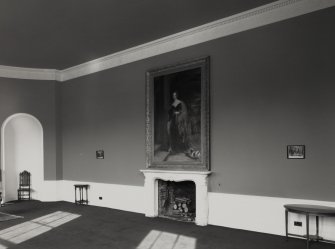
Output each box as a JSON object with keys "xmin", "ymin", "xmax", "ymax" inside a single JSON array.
[
  {"xmin": 287, "ymin": 145, "xmax": 305, "ymax": 159},
  {"xmin": 96, "ymin": 150, "xmax": 104, "ymax": 159}
]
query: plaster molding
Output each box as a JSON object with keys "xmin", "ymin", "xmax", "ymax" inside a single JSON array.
[
  {"xmin": 0, "ymin": 65, "xmax": 58, "ymax": 81},
  {"xmin": 0, "ymin": 0, "xmax": 334, "ymax": 82},
  {"xmin": 58, "ymin": 0, "xmax": 335, "ymax": 81}
]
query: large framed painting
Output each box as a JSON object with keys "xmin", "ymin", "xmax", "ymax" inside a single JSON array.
[{"xmin": 145, "ymin": 57, "xmax": 210, "ymax": 170}]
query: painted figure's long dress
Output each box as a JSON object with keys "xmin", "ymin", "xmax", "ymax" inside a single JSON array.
[{"xmin": 168, "ymin": 101, "xmax": 190, "ymax": 153}]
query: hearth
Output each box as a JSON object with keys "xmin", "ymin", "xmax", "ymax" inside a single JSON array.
[
  {"xmin": 158, "ymin": 180, "xmax": 195, "ymax": 222},
  {"xmin": 140, "ymin": 169, "xmax": 211, "ymax": 226}
]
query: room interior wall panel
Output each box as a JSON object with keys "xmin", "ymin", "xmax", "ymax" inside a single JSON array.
[{"xmin": 61, "ymin": 7, "xmax": 335, "ymax": 201}]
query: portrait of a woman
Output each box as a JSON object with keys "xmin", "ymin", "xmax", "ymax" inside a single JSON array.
[
  {"xmin": 147, "ymin": 57, "xmax": 209, "ymax": 169},
  {"xmin": 167, "ymin": 91, "xmax": 190, "ymax": 154}
]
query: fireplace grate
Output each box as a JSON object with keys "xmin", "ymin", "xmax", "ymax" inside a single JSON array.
[{"xmin": 158, "ymin": 180, "xmax": 195, "ymax": 222}]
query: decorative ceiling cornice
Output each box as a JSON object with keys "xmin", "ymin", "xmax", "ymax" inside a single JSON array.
[
  {"xmin": 0, "ymin": 65, "xmax": 58, "ymax": 81},
  {"xmin": 0, "ymin": 0, "xmax": 334, "ymax": 82}
]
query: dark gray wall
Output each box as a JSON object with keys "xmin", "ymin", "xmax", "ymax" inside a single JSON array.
[
  {"xmin": 61, "ymin": 8, "xmax": 335, "ymax": 201},
  {"xmin": 0, "ymin": 77, "xmax": 61, "ymax": 180}
]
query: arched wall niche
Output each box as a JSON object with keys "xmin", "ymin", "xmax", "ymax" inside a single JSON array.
[{"xmin": 1, "ymin": 113, "xmax": 44, "ymax": 203}]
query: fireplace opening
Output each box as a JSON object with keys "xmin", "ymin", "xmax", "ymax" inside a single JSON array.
[{"xmin": 158, "ymin": 180, "xmax": 196, "ymax": 222}]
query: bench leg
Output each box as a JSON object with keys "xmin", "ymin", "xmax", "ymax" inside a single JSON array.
[
  {"xmin": 316, "ymin": 216, "xmax": 319, "ymax": 240},
  {"xmin": 306, "ymin": 214, "xmax": 310, "ymax": 249},
  {"xmin": 285, "ymin": 210, "xmax": 288, "ymax": 241}
]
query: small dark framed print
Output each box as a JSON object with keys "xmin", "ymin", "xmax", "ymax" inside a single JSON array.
[
  {"xmin": 96, "ymin": 150, "xmax": 104, "ymax": 159},
  {"xmin": 287, "ymin": 145, "xmax": 305, "ymax": 159}
]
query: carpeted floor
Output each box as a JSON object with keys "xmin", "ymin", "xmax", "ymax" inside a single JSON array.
[
  {"xmin": 0, "ymin": 212, "xmax": 22, "ymax": 222},
  {"xmin": 0, "ymin": 201, "xmax": 333, "ymax": 249}
]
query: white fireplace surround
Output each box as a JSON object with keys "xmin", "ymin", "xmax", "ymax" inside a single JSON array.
[{"xmin": 140, "ymin": 169, "xmax": 211, "ymax": 226}]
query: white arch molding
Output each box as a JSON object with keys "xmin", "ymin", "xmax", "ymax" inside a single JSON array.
[{"xmin": 1, "ymin": 113, "xmax": 44, "ymax": 203}]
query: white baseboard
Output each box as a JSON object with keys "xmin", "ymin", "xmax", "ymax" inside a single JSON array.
[
  {"xmin": 57, "ymin": 180, "xmax": 145, "ymax": 214},
  {"xmin": 208, "ymin": 192, "xmax": 335, "ymax": 240},
  {"xmin": 11, "ymin": 180, "xmax": 59, "ymax": 202},
  {"xmin": 35, "ymin": 180, "xmax": 59, "ymax": 202},
  {"xmin": 55, "ymin": 180, "xmax": 335, "ymax": 240}
]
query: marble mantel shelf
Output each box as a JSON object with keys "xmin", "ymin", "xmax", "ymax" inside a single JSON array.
[{"xmin": 140, "ymin": 169, "xmax": 212, "ymax": 175}]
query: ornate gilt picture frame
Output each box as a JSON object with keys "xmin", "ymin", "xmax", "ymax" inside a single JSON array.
[{"xmin": 145, "ymin": 57, "xmax": 210, "ymax": 170}]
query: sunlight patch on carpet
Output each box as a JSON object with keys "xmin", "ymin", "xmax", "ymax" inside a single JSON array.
[
  {"xmin": 137, "ymin": 230, "xmax": 196, "ymax": 249},
  {"xmin": 0, "ymin": 211, "xmax": 80, "ymax": 248},
  {"xmin": 0, "ymin": 212, "xmax": 23, "ymax": 222}
]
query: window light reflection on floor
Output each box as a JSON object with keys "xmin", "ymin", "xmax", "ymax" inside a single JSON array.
[
  {"xmin": 136, "ymin": 230, "xmax": 197, "ymax": 249},
  {"xmin": 0, "ymin": 211, "xmax": 80, "ymax": 249}
]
